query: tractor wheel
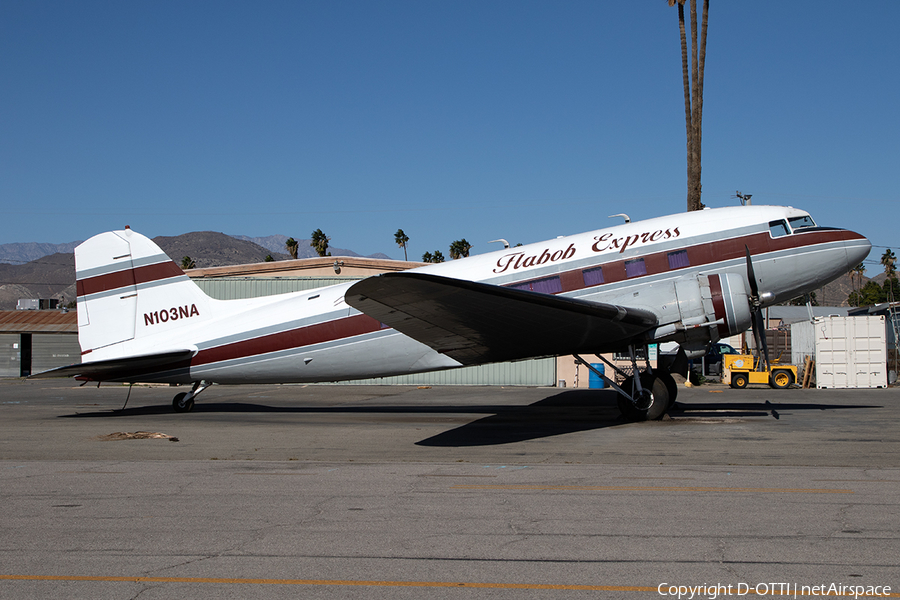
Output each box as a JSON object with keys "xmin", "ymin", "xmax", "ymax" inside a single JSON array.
[
  {"xmin": 770, "ymin": 369, "xmax": 794, "ymax": 389},
  {"xmin": 731, "ymin": 373, "xmax": 749, "ymax": 389}
]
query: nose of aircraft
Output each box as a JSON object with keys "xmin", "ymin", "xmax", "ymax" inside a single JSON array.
[{"xmin": 843, "ymin": 229, "xmax": 872, "ymax": 271}]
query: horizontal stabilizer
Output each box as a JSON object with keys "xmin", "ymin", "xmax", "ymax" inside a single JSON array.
[
  {"xmin": 346, "ymin": 272, "xmax": 657, "ymax": 365},
  {"xmin": 28, "ymin": 349, "xmax": 196, "ymax": 382}
]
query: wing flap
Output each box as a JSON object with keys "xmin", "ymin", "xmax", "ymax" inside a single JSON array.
[
  {"xmin": 28, "ymin": 349, "xmax": 196, "ymax": 382},
  {"xmin": 346, "ymin": 273, "xmax": 657, "ymax": 365}
]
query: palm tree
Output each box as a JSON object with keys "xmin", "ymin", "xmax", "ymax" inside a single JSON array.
[
  {"xmin": 882, "ymin": 249, "xmax": 897, "ymax": 281},
  {"xmin": 422, "ymin": 250, "xmax": 445, "ymax": 264},
  {"xmin": 285, "ymin": 237, "xmax": 299, "ymax": 260},
  {"xmin": 180, "ymin": 256, "xmax": 196, "ymax": 270},
  {"xmin": 851, "ymin": 262, "xmax": 866, "ymax": 300},
  {"xmin": 668, "ymin": 0, "xmax": 709, "ymax": 212},
  {"xmin": 449, "ymin": 239, "xmax": 472, "ymax": 260},
  {"xmin": 310, "ymin": 229, "xmax": 330, "ymax": 257},
  {"xmin": 394, "ymin": 229, "xmax": 409, "ymax": 261}
]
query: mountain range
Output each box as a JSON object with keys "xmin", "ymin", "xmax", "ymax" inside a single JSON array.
[
  {"xmin": 0, "ymin": 241, "xmax": 83, "ymax": 265},
  {"xmin": 0, "ymin": 234, "xmax": 390, "ymax": 265},
  {"xmin": 0, "ymin": 232, "xmax": 392, "ymax": 310},
  {"xmin": 230, "ymin": 234, "xmax": 390, "ymax": 261},
  {"xmin": 0, "ymin": 233, "xmax": 880, "ymax": 311}
]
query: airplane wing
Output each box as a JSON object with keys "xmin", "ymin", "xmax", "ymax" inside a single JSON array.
[
  {"xmin": 28, "ymin": 349, "xmax": 196, "ymax": 382},
  {"xmin": 346, "ymin": 272, "xmax": 658, "ymax": 365}
]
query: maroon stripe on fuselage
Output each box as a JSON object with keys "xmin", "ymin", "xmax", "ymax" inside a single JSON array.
[
  {"xmin": 503, "ymin": 228, "xmax": 861, "ymax": 294},
  {"xmin": 191, "ymin": 313, "xmax": 384, "ymax": 367},
  {"xmin": 77, "ymin": 261, "xmax": 185, "ymax": 297}
]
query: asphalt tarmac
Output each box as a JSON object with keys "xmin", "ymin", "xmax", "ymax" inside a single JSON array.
[{"xmin": 2, "ymin": 378, "xmax": 899, "ymax": 599}]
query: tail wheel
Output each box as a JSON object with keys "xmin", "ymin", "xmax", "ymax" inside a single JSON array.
[
  {"xmin": 173, "ymin": 392, "xmax": 195, "ymax": 413},
  {"xmin": 770, "ymin": 369, "xmax": 794, "ymax": 389}
]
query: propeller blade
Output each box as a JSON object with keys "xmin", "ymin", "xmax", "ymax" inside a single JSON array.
[
  {"xmin": 745, "ymin": 246, "xmax": 770, "ymax": 371},
  {"xmin": 750, "ymin": 310, "xmax": 762, "ymax": 367},
  {"xmin": 744, "ymin": 245, "xmax": 760, "ymax": 298},
  {"xmin": 753, "ymin": 310, "xmax": 770, "ymax": 371}
]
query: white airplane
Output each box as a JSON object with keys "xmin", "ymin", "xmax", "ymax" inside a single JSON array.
[{"xmin": 32, "ymin": 205, "xmax": 870, "ymax": 420}]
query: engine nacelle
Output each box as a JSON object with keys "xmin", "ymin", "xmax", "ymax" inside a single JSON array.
[{"xmin": 649, "ymin": 272, "xmax": 752, "ymax": 352}]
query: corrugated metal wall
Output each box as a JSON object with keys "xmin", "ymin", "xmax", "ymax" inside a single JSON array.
[
  {"xmin": 194, "ymin": 277, "xmax": 359, "ymax": 300},
  {"xmin": 190, "ymin": 276, "xmax": 557, "ymax": 386},
  {"xmin": 32, "ymin": 334, "xmax": 80, "ymax": 374},
  {"xmin": 0, "ymin": 333, "xmax": 79, "ymax": 377},
  {"xmin": 336, "ymin": 358, "xmax": 556, "ymax": 386},
  {"xmin": 889, "ymin": 311, "xmax": 898, "ymax": 350},
  {"xmin": 0, "ymin": 334, "xmax": 19, "ymax": 377}
]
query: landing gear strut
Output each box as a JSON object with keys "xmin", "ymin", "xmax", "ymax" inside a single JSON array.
[
  {"xmin": 575, "ymin": 345, "xmax": 672, "ymax": 421},
  {"xmin": 172, "ymin": 380, "xmax": 211, "ymax": 413}
]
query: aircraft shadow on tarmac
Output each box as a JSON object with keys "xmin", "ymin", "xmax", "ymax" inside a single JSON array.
[
  {"xmin": 59, "ymin": 389, "xmax": 881, "ymax": 447},
  {"xmin": 670, "ymin": 399, "xmax": 881, "ymax": 422},
  {"xmin": 415, "ymin": 395, "xmax": 881, "ymax": 446}
]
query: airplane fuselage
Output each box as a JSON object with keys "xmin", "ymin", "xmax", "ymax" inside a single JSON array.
[{"xmin": 72, "ymin": 205, "xmax": 870, "ymax": 385}]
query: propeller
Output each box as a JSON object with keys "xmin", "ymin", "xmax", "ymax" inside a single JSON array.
[{"xmin": 745, "ymin": 246, "xmax": 770, "ymax": 372}]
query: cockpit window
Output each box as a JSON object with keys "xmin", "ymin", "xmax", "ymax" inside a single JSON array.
[
  {"xmin": 769, "ymin": 220, "xmax": 790, "ymax": 238},
  {"xmin": 788, "ymin": 215, "xmax": 817, "ymax": 230}
]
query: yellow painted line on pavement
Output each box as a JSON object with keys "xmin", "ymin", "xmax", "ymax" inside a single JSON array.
[
  {"xmin": 3, "ymin": 576, "xmax": 899, "ymax": 596},
  {"xmin": 452, "ymin": 485, "xmax": 853, "ymax": 494},
  {"xmin": 0, "ymin": 575, "xmax": 651, "ymax": 591}
]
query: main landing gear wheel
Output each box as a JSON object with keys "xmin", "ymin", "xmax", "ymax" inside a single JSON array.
[
  {"xmin": 172, "ymin": 392, "xmax": 195, "ymax": 413},
  {"xmin": 770, "ymin": 369, "xmax": 794, "ymax": 389},
  {"xmin": 657, "ymin": 371, "xmax": 678, "ymax": 408},
  {"xmin": 731, "ymin": 373, "xmax": 749, "ymax": 389},
  {"xmin": 618, "ymin": 373, "xmax": 670, "ymax": 421},
  {"xmin": 617, "ymin": 393, "xmax": 642, "ymax": 422}
]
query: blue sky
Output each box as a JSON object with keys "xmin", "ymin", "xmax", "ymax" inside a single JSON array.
[{"xmin": 1, "ymin": 1, "xmax": 897, "ymax": 268}]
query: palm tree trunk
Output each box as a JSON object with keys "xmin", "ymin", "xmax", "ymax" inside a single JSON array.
[
  {"xmin": 697, "ymin": 0, "xmax": 708, "ymax": 124},
  {"xmin": 689, "ymin": 0, "xmax": 700, "ymax": 209},
  {"xmin": 692, "ymin": 0, "xmax": 709, "ymax": 211},
  {"xmin": 678, "ymin": 3, "xmax": 693, "ymax": 211},
  {"xmin": 679, "ymin": 0, "xmax": 709, "ymax": 212}
]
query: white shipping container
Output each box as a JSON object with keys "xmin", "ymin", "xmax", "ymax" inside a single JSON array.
[
  {"xmin": 16, "ymin": 299, "xmax": 39, "ymax": 310},
  {"xmin": 815, "ymin": 316, "xmax": 886, "ymax": 389}
]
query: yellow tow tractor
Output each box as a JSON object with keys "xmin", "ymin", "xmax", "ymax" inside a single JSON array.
[{"xmin": 723, "ymin": 354, "xmax": 797, "ymax": 389}]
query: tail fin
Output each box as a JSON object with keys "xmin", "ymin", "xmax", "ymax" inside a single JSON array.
[{"xmin": 75, "ymin": 227, "xmax": 213, "ymax": 357}]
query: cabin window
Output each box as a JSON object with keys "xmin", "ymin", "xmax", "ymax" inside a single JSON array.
[
  {"xmin": 788, "ymin": 215, "xmax": 816, "ymax": 230},
  {"xmin": 667, "ymin": 250, "xmax": 690, "ymax": 269},
  {"xmin": 769, "ymin": 220, "xmax": 790, "ymax": 238},
  {"xmin": 583, "ymin": 266, "xmax": 605, "ymax": 287},
  {"xmin": 531, "ymin": 276, "xmax": 562, "ymax": 294},
  {"xmin": 510, "ymin": 276, "xmax": 562, "ymax": 294},
  {"xmin": 625, "ymin": 258, "xmax": 647, "ymax": 278}
]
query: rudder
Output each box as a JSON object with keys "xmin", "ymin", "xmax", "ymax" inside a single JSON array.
[{"xmin": 75, "ymin": 227, "xmax": 213, "ymax": 357}]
